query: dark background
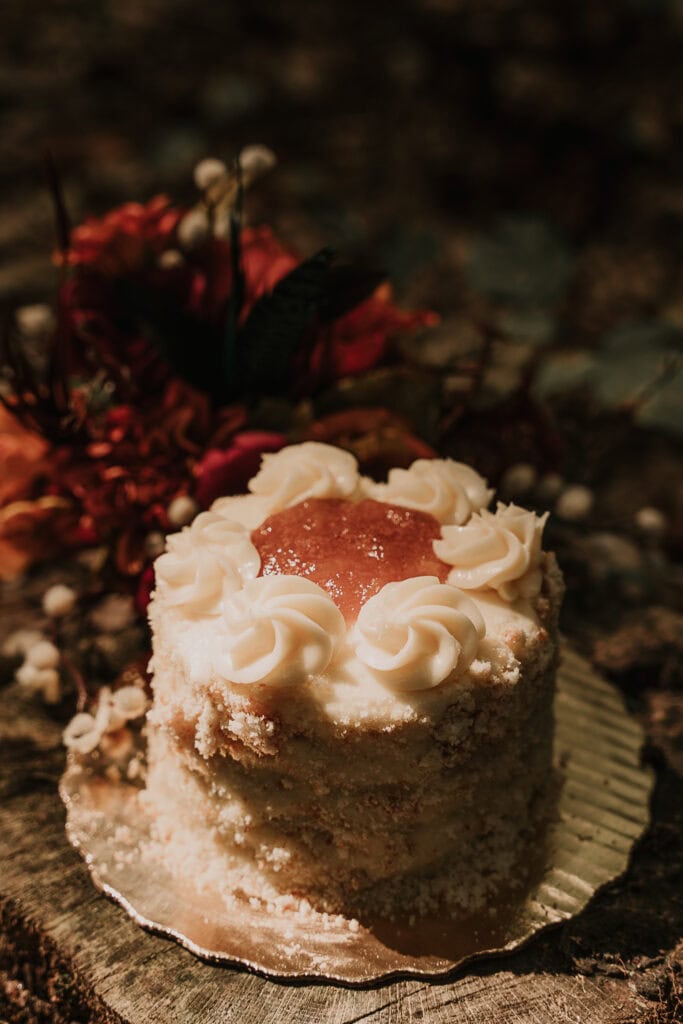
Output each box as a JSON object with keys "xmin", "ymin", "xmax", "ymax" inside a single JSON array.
[
  {"xmin": 1, "ymin": 5, "xmax": 683, "ymax": 1020},
  {"xmin": 4, "ymin": 0, "xmax": 682, "ymax": 594},
  {"xmin": 4, "ymin": 0, "xmax": 683, "ymax": 318}
]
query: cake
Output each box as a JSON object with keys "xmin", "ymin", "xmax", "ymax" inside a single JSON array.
[{"xmin": 144, "ymin": 443, "xmax": 563, "ymax": 920}]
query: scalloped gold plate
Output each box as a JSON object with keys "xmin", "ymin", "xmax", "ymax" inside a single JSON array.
[{"xmin": 60, "ymin": 646, "xmax": 654, "ymax": 984}]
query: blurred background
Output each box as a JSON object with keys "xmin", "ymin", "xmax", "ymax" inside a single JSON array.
[
  {"xmin": 2, "ymin": 0, "xmax": 682, "ymax": 640},
  {"xmin": 5, "ymin": 1, "xmax": 683, "ymax": 316},
  {"xmin": 1, "ymin": 10, "xmax": 683, "ymax": 1013}
]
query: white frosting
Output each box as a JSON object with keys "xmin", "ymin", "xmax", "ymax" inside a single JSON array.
[
  {"xmin": 352, "ymin": 576, "xmax": 486, "ymax": 691},
  {"xmin": 151, "ymin": 445, "xmax": 552, "ymax": 697},
  {"xmin": 248, "ymin": 442, "xmax": 360, "ymax": 512},
  {"xmin": 211, "ymin": 493, "xmax": 275, "ymax": 529},
  {"xmin": 364, "ymin": 458, "xmax": 493, "ymax": 524},
  {"xmin": 155, "ymin": 512, "xmax": 260, "ymax": 614},
  {"xmin": 215, "ymin": 575, "xmax": 345, "ymax": 686},
  {"xmin": 434, "ymin": 503, "xmax": 548, "ymax": 601},
  {"xmin": 472, "ymin": 589, "xmax": 539, "ymax": 635}
]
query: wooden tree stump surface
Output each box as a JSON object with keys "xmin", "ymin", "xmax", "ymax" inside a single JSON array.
[
  {"xmin": 3, "ymin": 1, "xmax": 683, "ymax": 1017},
  {"xmin": 2, "ymin": 666, "xmax": 682, "ymax": 1023}
]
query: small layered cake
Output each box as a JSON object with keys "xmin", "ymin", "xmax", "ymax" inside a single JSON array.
[{"xmin": 144, "ymin": 444, "xmax": 563, "ymax": 919}]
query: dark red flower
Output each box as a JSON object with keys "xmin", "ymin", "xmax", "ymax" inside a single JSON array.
[
  {"xmin": 136, "ymin": 564, "xmax": 155, "ymax": 614},
  {"xmin": 174, "ymin": 226, "xmax": 299, "ymax": 323},
  {"xmin": 26, "ymin": 197, "xmax": 439, "ymax": 585},
  {"xmin": 45, "ymin": 381, "xmax": 248, "ymax": 574},
  {"xmin": 310, "ymin": 283, "xmax": 439, "ymax": 383},
  {"xmin": 60, "ymin": 195, "xmax": 182, "ymax": 275},
  {"xmin": 241, "ymin": 226, "xmax": 300, "ymax": 318},
  {"xmin": 194, "ymin": 430, "xmax": 287, "ymax": 508}
]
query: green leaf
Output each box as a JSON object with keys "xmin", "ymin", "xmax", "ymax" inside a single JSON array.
[{"xmin": 317, "ymin": 266, "xmax": 384, "ymax": 324}]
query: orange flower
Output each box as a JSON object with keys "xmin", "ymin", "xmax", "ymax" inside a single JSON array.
[
  {"xmin": 0, "ymin": 406, "xmax": 49, "ymax": 505},
  {"xmin": 0, "ymin": 496, "xmax": 73, "ymax": 580}
]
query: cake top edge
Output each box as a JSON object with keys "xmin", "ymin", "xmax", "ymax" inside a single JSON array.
[{"xmin": 150, "ymin": 443, "xmax": 558, "ymax": 696}]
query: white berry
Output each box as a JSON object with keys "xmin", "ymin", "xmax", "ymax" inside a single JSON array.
[
  {"xmin": 158, "ymin": 248, "xmax": 184, "ymax": 269},
  {"xmin": 26, "ymin": 640, "xmax": 60, "ymax": 670},
  {"xmin": 43, "ymin": 584, "xmax": 77, "ymax": 618},
  {"xmin": 500, "ymin": 462, "xmax": 537, "ymax": 498},
  {"xmin": 177, "ymin": 208, "xmax": 210, "ymax": 249},
  {"xmin": 193, "ymin": 157, "xmax": 227, "ymax": 191},
  {"xmin": 2, "ymin": 629, "xmax": 45, "ymax": 658},
  {"xmin": 635, "ymin": 506, "xmax": 666, "ymax": 537},
  {"xmin": 16, "ymin": 662, "xmax": 40, "ymax": 688},
  {"xmin": 536, "ymin": 473, "xmax": 564, "ymax": 504},
  {"xmin": 112, "ymin": 685, "xmax": 148, "ymax": 721},
  {"xmin": 555, "ymin": 485, "xmax": 594, "ymax": 521},
  {"xmin": 239, "ymin": 145, "xmax": 276, "ymax": 177},
  {"xmin": 167, "ymin": 495, "xmax": 199, "ymax": 527},
  {"xmin": 16, "ymin": 303, "xmax": 55, "ymax": 338},
  {"xmin": 144, "ymin": 531, "xmax": 166, "ymax": 557},
  {"xmin": 36, "ymin": 668, "xmax": 61, "ymax": 704},
  {"xmin": 94, "ymin": 687, "xmax": 126, "ymax": 733},
  {"xmin": 63, "ymin": 713, "xmax": 102, "ymax": 755}
]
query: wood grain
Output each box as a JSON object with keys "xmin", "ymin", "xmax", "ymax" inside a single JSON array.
[{"xmin": 2, "ymin": 676, "xmax": 682, "ymax": 1024}]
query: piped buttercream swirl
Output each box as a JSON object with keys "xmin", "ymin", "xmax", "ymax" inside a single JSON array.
[
  {"xmin": 352, "ymin": 576, "xmax": 485, "ymax": 691},
  {"xmin": 433, "ymin": 503, "xmax": 548, "ymax": 601},
  {"xmin": 155, "ymin": 512, "xmax": 260, "ymax": 614},
  {"xmin": 248, "ymin": 442, "xmax": 360, "ymax": 512},
  {"xmin": 365, "ymin": 458, "xmax": 493, "ymax": 524},
  {"xmin": 215, "ymin": 575, "xmax": 345, "ymax": 686}
]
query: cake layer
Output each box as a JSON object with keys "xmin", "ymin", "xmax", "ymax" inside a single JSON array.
[
  {"xmin": 147, "ymin": 689, "xmax": 553, "ymax": 838},
  {"xmin": 143, "ymin": 648, "xmax": 556, "ymax": 914},
  {"xmin": 147, "ymin": 570, "xmax": 559, "ymax": 786},
  {"xmin": 143, "ymin": 722, "xmax": 552, "ymax": 917},
  {"xmin": 144, "ymin": 702, "xmax": 552, "ymax": 897},
  {"xmin": 143, "ymin": 446, "xmax": 564, "ymax": 920}
]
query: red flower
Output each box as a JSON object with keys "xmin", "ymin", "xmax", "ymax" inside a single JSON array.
[
  {"xmin": 310, "ymin": 283, "xmax": 439, "ymax": 383},
  {"xmin": 45, "ymin": 381, "xmax": 248, "ymax": 574},
  {"xmin": 194, "ymin": 431, "xmax": 287, "ymax": 508},
  {"xmin": 241, "ymin": 226, "xmax": 300, "ymax": 318},
  {"xmin": 136, "ymin": 565, "xmax": 155, "ymax": 614},
  {"xmin": 61, "ymin": 195, "xmax": 182, "ymax": 275},
  {"xmin": 49, "ymin": 185, "xmax": 439, "ymax": 414},
  {"xmin": 176, "ymin": 226, "xmax": 299, "ymax": 323}
]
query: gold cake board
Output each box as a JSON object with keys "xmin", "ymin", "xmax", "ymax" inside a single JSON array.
[{"xmin": 59, "ymin": 646, "xmax": 654, "ymax": 984}]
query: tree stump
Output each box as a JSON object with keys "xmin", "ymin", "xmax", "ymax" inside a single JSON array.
[{"xmin": 2, "ymin": 638, "xmax": 682, "ymax": 1023}]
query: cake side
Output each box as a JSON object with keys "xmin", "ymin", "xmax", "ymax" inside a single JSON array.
[
  {"xmin": 144, "ymin": 655, "xmax": 555, "ymax": 916},
  {"xmin": 142, "ymin": 444, "xmax": 563, "ymax": 919}
]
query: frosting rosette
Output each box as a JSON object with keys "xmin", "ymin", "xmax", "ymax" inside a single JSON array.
[
  {"xmin": 433, "ymin": 503, "xmax": 549, "ymax": 601},
  {"xmin": 248, "ymin": 442, "xmax": 360, "ymax": 512},
  {"xmin": 352, "ymin": 576, "xmax": 485, "ymax": 691},
  {"xmin": 155, "ymin": 512, "xmax": 260, "ymax": 614},
  {"xmin": 215, "ymin": 575, "xmax": 345, "ymax": 686},
  {"xmin": 365, "ymin": 458, "xmax": 493, "ymax": 524}
]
